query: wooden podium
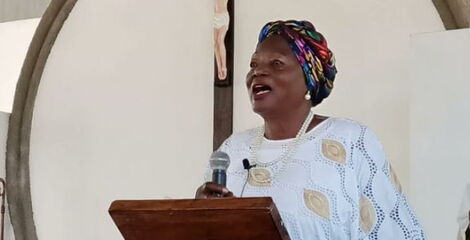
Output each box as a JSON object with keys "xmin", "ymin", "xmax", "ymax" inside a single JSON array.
[{"xmin": 109, "ymin": 197, "xmax": 291, "ymax": 240}]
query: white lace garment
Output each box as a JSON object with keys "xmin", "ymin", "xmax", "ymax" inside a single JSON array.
[{"xmin": 211, "ymin": 117, "xmax": 426, "ymax": 240}]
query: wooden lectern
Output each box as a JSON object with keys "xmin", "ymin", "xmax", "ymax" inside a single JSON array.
[{"xmin": 109, "ymin": 197, "xmax": 290, "ymax": 240}]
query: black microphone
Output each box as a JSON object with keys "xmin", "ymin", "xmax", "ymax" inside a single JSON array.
[
  {"xmin": 240, "ymin": 159, "xmax": 255, "ymax": 197},
  {"xmin": 242, "ymin": 159, "xmax": 256, "ymax": 170},
  {"xmin": 209, "ymin": 151, "xmax": 230, "ymax": 187}
]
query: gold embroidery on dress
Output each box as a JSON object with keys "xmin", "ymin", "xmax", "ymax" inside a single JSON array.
[
  {"xmin": 248, "ymin": 168, "xmax": 271, "ymax": 187},
  {"xmin": 322, "ymin": 139, "xmax": 346, "ymax": 164},
  {"xmin": 304, "ymin": 189, "xmax": 330, "ymax": 219},
  {"xmin": 360, "ymin": 195, "xmax": 376, "ymax": 234},
  {"xmin": 389, "ymin": 163, "xmax": 403, "ymax": 193}
]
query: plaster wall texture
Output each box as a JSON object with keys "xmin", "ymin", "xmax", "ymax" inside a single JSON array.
[
  {"xmin": 409, "ymin": 28, "xmax": 470, "ymax": 240},
  {"xmin": 5, "ymin": 0, "xmax": 445, "ymax": 239},
  {"xmin": 30, "ymin": 1, "xmax": 213, "ymax": 239}
]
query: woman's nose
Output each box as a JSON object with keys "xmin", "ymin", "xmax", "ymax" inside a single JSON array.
[{"xmin": 253, "ymin": 65, "xmax": 268, "ymax": 77}]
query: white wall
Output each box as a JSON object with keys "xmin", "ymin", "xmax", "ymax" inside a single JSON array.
[
  {"xmin": 29, "ymin": 1, "xmax": 214, "ymax": 239},
  {"xmin": 0, "ymin": 18, "xmax": 40, "ymax": 113},
  {"xmin": 4, "ymin": 0, "xmax": 443, "ymax": 239},
  {"xmin": 0, "ymin": 112, "xmax": 14, "ymax": 240},
  {"xmin": 409, "ymin": 28, "xmax": 470, "ymax": 240}
]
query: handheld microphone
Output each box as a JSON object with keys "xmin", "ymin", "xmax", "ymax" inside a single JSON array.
[{"xmin": 209, "ymin": 151, "xmax": 230, "ymax": 187}]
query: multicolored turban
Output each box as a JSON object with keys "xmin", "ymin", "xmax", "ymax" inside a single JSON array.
[{"xmin": 258, "ymin": 20, "xmax": 337, "ymax": 105}]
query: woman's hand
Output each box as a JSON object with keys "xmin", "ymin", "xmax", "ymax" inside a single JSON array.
[{"xmin": 195, "ymin": 182, "xmax": 234, "ymax": 199}]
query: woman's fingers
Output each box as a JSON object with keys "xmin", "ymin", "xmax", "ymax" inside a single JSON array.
[
  {"xmin": 204, "ymin": 182, "xmax": 229, "ymax": 194},
  {"xmin": 195, "ymin": 182, "xmax": 234, "ymax": 199},
  {"xmin": 223, "ymin": 190, "xmax": 234, "ymax": 198}
]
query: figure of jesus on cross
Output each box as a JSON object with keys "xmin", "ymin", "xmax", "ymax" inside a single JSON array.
[
  {"xmin": 214, "ymin": 0, "xmax": 229, "ymax": 81},
  {"xmin": 213, "ymin": 0, "xmax": 234, "ymax": 150}
]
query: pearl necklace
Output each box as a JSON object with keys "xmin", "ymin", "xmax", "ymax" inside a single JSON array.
[{"xmin": 250, "ymin": 108, "xmax": 315, "ymax": 170}]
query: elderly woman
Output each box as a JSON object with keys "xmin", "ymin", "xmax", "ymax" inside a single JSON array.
[{"xmin": 196, "ymin": 20, "xmax": 425, "ymax": 240}]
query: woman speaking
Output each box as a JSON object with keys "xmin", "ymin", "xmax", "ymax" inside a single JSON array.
[{"xmin": 197, "ymin": 20, "xmax": 426, "ymax": 240}]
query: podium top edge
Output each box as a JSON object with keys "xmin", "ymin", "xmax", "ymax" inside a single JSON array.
[{"xmin": 109, "ymin": 197, "xmax": 275, "ymax": 213}]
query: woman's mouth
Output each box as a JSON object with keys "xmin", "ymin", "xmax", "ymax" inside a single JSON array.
[{"xmin": 252, "ymin": 84, "xmax": 272, "ymax": 98}]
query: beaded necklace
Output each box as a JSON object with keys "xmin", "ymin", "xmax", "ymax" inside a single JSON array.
[{"xmin": 250, "ymin": 108, "xmax": 315, "ymax": 174}]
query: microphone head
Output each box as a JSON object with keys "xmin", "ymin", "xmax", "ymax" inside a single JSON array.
[
  {"xmin": 243, "ymin": 159, "xmax": 250, "ymax": 170},
  {"xmin": 209, "ymin": 151, "xmax": 230, "ymax": 171}
]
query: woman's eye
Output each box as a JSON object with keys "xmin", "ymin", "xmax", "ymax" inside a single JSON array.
[
  {"xmin": 272, "ymin": 60, "xmax": 283, "ymax": 66},
  {"xmin": 250, "ymin": 62, "xmax": 257, "ymax": 68}
]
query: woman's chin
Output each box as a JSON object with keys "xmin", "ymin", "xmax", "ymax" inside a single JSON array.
[{"xmin": 251, "ymin": 102, "xmax": 275, "ymax": 116}]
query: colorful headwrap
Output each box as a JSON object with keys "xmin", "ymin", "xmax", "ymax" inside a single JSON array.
[{"xmin": 258, "ymin": 20, "xmax": 337, "ymax": 105}]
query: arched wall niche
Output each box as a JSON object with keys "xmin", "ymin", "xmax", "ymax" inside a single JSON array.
[
  {"xmin": 432, "ymin": 0, "xmax": 470, "ymax": 29},
  {"xmin": 6, "ymin": 0, "xmax": 444, "ymax": 239},
  {"xmin": 7, "ymin": 0, "xmax": 215, "ymax": 239},
  {"xmin": 6, "ymin": 1, "xmax": 78, "ymax": 239}
]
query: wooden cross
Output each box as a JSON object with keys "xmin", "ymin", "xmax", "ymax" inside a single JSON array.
[{"xmin": 213, "ymin": 0, "xmax": 234, "ymax": 150}]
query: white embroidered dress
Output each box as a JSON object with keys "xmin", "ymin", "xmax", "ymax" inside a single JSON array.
[{"xmin": 214, "ymin": 117, "xmax": 426, "ymax": 240}]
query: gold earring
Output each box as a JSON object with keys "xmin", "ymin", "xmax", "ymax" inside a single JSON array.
[{"xmin": 304, "ymin": 91, "xmax": 311, "ymax": 101}]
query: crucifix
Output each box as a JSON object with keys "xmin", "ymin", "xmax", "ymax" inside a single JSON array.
[{"xmin": 213, "ymin": 0, "xmax": 234, "ymax": 150}]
